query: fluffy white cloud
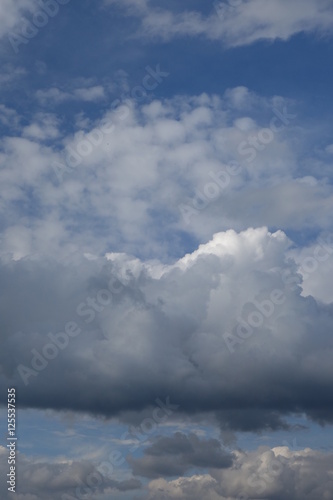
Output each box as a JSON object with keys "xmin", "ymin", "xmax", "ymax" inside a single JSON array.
[
  {"xmin": 288, "ymin": 235, "xmax": 333, "ymax": 304},
  {"xmin": 1, "ymin": 89, "xmax": 333, "ymax": 261}
]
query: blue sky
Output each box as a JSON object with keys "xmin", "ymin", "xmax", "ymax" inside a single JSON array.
[{"xmin": 1, "ymin": 1, "xmax": 333, "ymax": 499}]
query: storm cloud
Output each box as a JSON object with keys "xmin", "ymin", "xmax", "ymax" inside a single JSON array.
[{"xmin": 1, "ymin": 227, "xmax": 333, "ymax": 432}]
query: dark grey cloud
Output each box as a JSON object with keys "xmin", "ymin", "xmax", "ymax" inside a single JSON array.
[{"xmin": 128, "ymin": 432, "xmax": 233, "ymax": 478}]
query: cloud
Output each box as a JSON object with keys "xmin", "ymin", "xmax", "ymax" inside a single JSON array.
[
  {"xmin": 0, "ymin": 0, "xmax": 36, "ymax": 40},
  {"xmin": 0, "ymin": 227, "xmax": 333, "ymax": 432},
  {"xmin": 0, "ymin": 445, "xmax": 141, "ymax": 500},
  {"xmin": 0, "ymin": 104, "xmax": 20, "ymax": 128},
  {"xmin": 35, "ymin": 85, "xmax": 106, "ymax": 105},
  {"xmin": 22, "ymin": 113, "xmax": 61, "ymax": 141},
  {"xmin": 0, "ymin": 3, "xmax": 332, "ymax": 500},
  {"xmin": 1, "ymin": 90, "xmax": 333, "ymax": 432},
  {"xmin": 1, "ymin": 89, "xmax": 333, "ymax": 261},
  {"xmin": 128, "ymin": 432, "xmax": 233, "ymax": 478},
  {"xmin": 146, "ymin": 446, "xmax": 333, "ymax": 499},
  {"xmin": 288, "ymin": 236, "xmax": 333, "ymax": 304},
  {"xmin": 105, "ymin": 0, "xmax": 333, "ymax": 47},
  {"xmin": 0, "ymin": 65, "xmax": 27, "ymax": 88}
]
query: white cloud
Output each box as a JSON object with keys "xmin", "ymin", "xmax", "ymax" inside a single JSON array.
[
  {"xmin": 36, "ymin": 85, "xmax": 106, "ymax": 105},
  {"xmin": 0, "ymin": 89, "xmax": 332, "ymax": 261},
  {"xmin": 288, "ymin": 234, "xmax": 333, "ymax": 304},
  {"xmin": 0, "ymin": 0, "xmax": 36, "ymax": 39},
  {"xmin": 0, "ymin": 104, "xmax": 20, "ymax": 128},
  {"xmin": 0, "ymin": 65, "xmax": 26, "ymax": 88},
  {"xmin": 105, "ymin": 0, "xmax": 333, "ymax": 47},
  {"xmin": 22, "ymin": 113, "xmax": 61, "ymax": 141}
]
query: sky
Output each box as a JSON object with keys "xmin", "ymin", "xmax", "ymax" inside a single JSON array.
[{"xmin": 1, "ymin": 0, "xmax": 333, "ymax": 499}]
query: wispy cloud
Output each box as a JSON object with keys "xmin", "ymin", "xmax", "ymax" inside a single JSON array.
[{"xmin": 105, "ymin": 0, "xmax": 333, "ymax": 46}]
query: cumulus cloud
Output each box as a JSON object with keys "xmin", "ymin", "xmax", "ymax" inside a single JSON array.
[
  {"xmin": 1, "ymin": 90, "xmax": 333, "ymax": 497},
  {"xmin": 105, "ymin": 0, "xmax": 333, "ymax": 47},
  {"xmin": 1, "ymin": 2, "xmax": 332, "ymax": 499},
  {"xmin": 0, "ymin": 227, "xmax": 333, "ymax": 432},
  {"xmin": 146, "ymin": 445, "xmax": 333, "ymax": 500},
  {"xmin": 1, "ymin": 90, "xmax": 333, "ymax": 261},
  {"xmin": 288, "ymin": 236, "xmax": 333, "ymax": 304}
]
